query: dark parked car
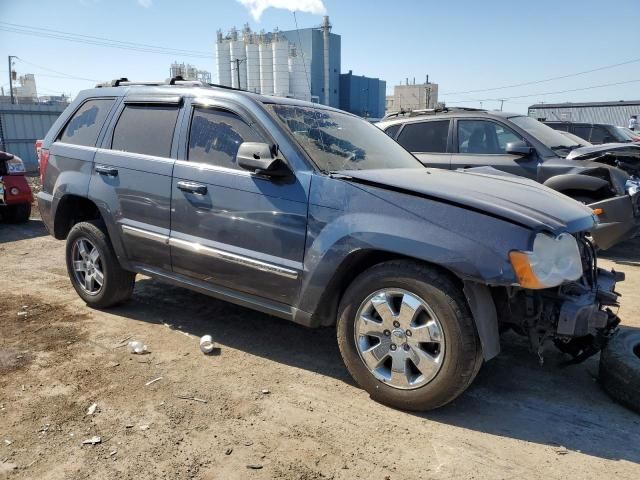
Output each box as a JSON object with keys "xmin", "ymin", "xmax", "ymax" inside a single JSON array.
[
  {"xmin": 38, "ymin": 80, "xmax": 623, "ymax": 410},
  {"xmin": 378, "ymin": 108, "xmax": 640, "ymax": 249},
  {"xmin": 544, "ymin": 120, "xmax": 633, "ymax": 144}
]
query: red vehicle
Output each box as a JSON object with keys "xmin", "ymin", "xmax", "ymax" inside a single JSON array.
[{"xmin": 0, "ymin": 150, "xmax": 33, "ymax": 223}]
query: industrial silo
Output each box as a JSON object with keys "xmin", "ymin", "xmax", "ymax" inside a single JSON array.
[
  {"xmin": 259, "ymin": 39, "xmax": 274, "ymax": 96},
  {"xmin": 272, "ymin": 34, "xmax": 290, "ymax": 98},
  {"xmin": 215, "ymin": 30, "xmax": 231, "ymax": 87},
  {"xmin": 246, "ymin": 41, "xmax": 261, "ymax": 94},
  {"xmin": 288, "ymin": 47, "xmax": 311, "ymax": 101},
  {"xmin": 229, "ymin": 28, "xmax": 247, "ymax": 90}
]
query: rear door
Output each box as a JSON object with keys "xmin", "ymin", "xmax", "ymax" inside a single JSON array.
[
  {"xmin": 394, "ymin": 119, "xmax": 451, "ymax": 168},
  {"xmin": 450, "ymin": 118, "xmax": 538, "ymax": 178},
  {"xmin": 169, "ymin": 99, "xmax": 308, "ymax": 304},
  {"xmin": 569, "ymin": 124, "xmax": 592, "ymax": 143},
  {"xmin": 89, "ymin": 96, "xmax": 182, "ymax": 271}
]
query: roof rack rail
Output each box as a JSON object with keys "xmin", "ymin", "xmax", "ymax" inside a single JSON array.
[
  {"xmin": 382, "ymin": 106, "xmax": 487, "ymax": 120},
  {"xmin": 95, "ymin": 76, "xmax": 250, "ymax": 93}
]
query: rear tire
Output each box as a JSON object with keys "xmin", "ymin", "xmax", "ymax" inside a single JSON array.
[
  {"xmin": 65, "ymin": 221, "xmax": 135, "ymax": 308},
  {"xmin": 3, "ymin": 203, "xmax": 31, "ymax": 223},
  {"xmin": 336, "ymin": 260, "xmax": 483, "ymax": 411}
]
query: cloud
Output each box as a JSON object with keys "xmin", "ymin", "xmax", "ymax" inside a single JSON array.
[
  {"xmin": 137, "ymin": 0, "xmax": 152, "ymax": 7},
  {"xmin": 236, "ymin": 0, "xmax": 326, "ymax": 21}
]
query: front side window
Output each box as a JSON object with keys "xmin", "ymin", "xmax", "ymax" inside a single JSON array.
[
  {"xmin": 188, "ymin": 108, "xmax": 264, "ymax": 170},
  {"xmin": 267, "ymin": 104, "xmax": 422, "ymax": 172},
  {"xmin": 58, "ymin": 98, "xmax": 115, "ymax": 147},
  {"xmin": 111, "ymin": 104, "xmax": 179, "ymax": 157},
  {"xmin": 457, "ymin": 120, "xmax": 520, "ymax": 154},
  {"xmin": 396, "ymin": 120, "xmax": 449, "ymax": 153}
]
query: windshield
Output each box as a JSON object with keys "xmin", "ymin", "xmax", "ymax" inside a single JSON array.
[
  {"xmin": 617, "ymin": 127, "xmax": 639, "ymax": 141},
  {"xmin": 266, "ymin": 104, "xmax": 423, "ymax": 172},
  {"xmin": 510, "ymin": 116, "xmax": 580, "ymax": 153}
]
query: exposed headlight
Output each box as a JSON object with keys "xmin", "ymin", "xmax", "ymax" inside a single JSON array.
[
  {"xmin": 509, "ymin": 233, "xmax": 583, "ymax": 289},
  {"xmin": 6, "ymin": 155, "xmax": 25, "ymax": 174},
  {"xmin": 626, "ymin": 178, "xmax": 640, "ymax": 197}
]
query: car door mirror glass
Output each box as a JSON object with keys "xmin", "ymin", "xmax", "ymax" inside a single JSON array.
[
  {"xmin": 237, "ymin": 142, "xmax": 291, "ymax": 178},
  {"xmin": 506, "ymin": 140, "xmax": 532, "ymax": 156}
]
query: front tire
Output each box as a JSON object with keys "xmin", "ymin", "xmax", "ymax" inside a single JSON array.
[
  {"xmin": 337, "ymin": 260, "xmax": 482, "ymax": 411},
  {"xmin": 65, "ymin": 221, "xmax": 135, "ymax": 308}
]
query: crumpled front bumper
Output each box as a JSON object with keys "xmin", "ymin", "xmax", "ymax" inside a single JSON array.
[
  {"xmin": 590, "ymin": 180, "xmax": 640, "ymax": 249},
  {"xmin": 556, "ymin": 268, "xmax": 623, "ymax": 338}
]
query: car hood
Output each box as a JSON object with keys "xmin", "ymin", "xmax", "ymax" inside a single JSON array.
[
  {"xmin": 338, "ymin": 168, "xmax": 596, "ymax": 233},
  {"xmin": 566, "ymin": 143, "xmax": 640, "ymax": 161}
]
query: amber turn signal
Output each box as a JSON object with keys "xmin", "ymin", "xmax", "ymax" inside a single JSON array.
[{"xmin": 509, "ymin": 251, "xmax": 545, "ymax": 289}]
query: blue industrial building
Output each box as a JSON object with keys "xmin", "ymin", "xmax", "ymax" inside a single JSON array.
[{"xmin": 339, "ymin": 71, "xmax": 386, "ymax": 119}]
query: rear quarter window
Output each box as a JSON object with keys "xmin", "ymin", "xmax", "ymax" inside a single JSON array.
[
  {"xmin": 58, "ymin": 98, "xmax": 115, "ymax": 147},
  {"xmin": 396, "ymin": 120, "xmax": 449, "ymax": 153}
]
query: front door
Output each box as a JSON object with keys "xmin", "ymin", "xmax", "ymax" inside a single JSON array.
[
  {"xmin": 89, "ymin": 98, "xmax": 181, "ymax": 271},
  {"xmin": 450, "ymin": 119, "xmax": 538, "ymax": 179},
  {"xmin": 169, "ymin": 103, "xmax": 308, "ymax": 305}
]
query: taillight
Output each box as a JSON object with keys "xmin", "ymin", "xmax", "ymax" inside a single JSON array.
[{"xmin": 36, "ymin": 140, "xmax": 49, "ymax": 185}]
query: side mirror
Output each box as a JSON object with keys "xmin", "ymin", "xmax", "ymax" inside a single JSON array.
[
  {"xmin": 506, "ymin": 140, "xmax": 532, "ymax": 156},
  {"xmin": 237, "ymin": 142, "xmax": 291, "ymax": 178}
]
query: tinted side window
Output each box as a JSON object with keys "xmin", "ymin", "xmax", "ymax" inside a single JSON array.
[
  {"xmin": 457, "ymin": 120, "xmax": 520, "ymax": 154},
  {"xmin": 58, "ymin": 99, "xmax": 115, "ymax": 147},
  {"xmin": 112, "ymin": 105, "xmax": 179, "ymax": 157},
  {"xmin": 383, "ymin": 124, "xmax": 401, "ymax": 139},
  {"xmin": 396, "ymin": 120, "xmax": 449, "ymax": 153},
  {"xmin": 590, "ymin": 126, "xmax": 611, "ymax": 144},
  {"xmin": 188, "ymin": 108, "xmax": 264, "ymax": 170},
  {"xmin": 548, "ymin": 123, "xmax": 569, "ymax": 132},
  {"xmin": 570, "ymin": 125, "xmax": 591, "ymax": 141}
]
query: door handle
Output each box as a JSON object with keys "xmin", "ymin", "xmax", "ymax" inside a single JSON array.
[
  {"xmin": 177, "ymin": 181, "xmax": 207, "ymax": 195},
  {"xmin": 95, "ymin": 165, "xmax": 118, "ymax": 176}
]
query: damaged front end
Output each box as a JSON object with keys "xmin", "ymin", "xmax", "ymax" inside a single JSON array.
[{"xmin": 495, "ymin": 234, "xmax": 622, "ymax": 363}]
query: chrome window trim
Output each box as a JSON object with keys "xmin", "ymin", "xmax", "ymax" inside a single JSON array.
[{"xmin": 169, "ymin": 237, "xmax": 299, "ymax": 280}]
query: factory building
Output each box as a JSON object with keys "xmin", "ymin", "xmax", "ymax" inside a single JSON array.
[
  {"xmin": 385, "ymin": 78, "xmax": 439, "ymax": 114},
  {"xmin": 215, "ymin": 17, "xmax": 339, "ymax": 106},
  {"xmin": 528, "ymin": 101, "xmax": 640, "ymax": 127},
  {"xmin": 169, "ymin": 62, "xmax": 211, "ymax": 83},
  {"xmin": 339, "ymin": 71, "xmax": 386, "ymax": 120}
]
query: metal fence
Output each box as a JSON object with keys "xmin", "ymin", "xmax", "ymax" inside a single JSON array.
[{"xmin": 0, "ymin": 104, "xmax": 67, "ymax": 172}]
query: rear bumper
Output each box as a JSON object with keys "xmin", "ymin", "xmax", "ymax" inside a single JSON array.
[
  {"xmin": 0, "ymin": 175, "xmax": 33, "ymax": 206},
  {"xmin": 590, "ymin": 190, "xmax": 640, "ymax": 249},
  {"xmin": 37, "ymin": 191, "xmax": 54, "ymax": 234}
]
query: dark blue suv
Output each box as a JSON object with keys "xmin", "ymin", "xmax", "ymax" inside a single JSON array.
[{"xmin": 37, "ymin": 79, "xmax": 622, "ymax": 410}]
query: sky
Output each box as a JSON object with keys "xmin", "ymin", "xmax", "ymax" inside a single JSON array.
[{"xmin": 1, "ymin": 0, "xmax": 639, "ymax": 113}]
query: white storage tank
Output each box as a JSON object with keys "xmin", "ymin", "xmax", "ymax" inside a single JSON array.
[
  {"xmin": 288, "ymin": 47, "xmax": 311, "ymax": 101},
  {"xmin": 215, "ymin": 32, "xmax": 231, "ymax": 87},
  {"xmin": 272, "ymin": 38, "xmax": 290, "ymax": 98},
  {"xmin": 259, "ymin": 41, "xmax": 274, "ymax": 96},
  {"xmin": 229, "ymin": 34, "xmax": 247, "ymax": 90},
  {"xmin": 245, "ymin": 42, "xmax": 260, "ymax": 93}
]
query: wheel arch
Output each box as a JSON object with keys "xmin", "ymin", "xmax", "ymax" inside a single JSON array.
[{"xmin": 53, "ymin": 194, "xmax": 102, "ymax": 239}]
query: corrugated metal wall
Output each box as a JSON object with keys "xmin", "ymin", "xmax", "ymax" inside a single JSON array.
[
  {"xmin": 0, "ymin": 104, "xmax": 66, "ymax": 172},
  {"xmin": 528, "ymin": 104, "xmax": 640, "ymax": 127}
]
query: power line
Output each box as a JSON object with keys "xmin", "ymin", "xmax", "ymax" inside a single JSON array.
[
  {"xmin": 0, "ymin": 23, "xmax": 212, "ymax": 59},
  {"xmin": 14, "ymin": 58, "xmax": 100, "ymax": 82},
  {"xmin": 445, "ymin": 79, "xmax": 640, "ymax": 104},
  {"xmin": 440, "ymin": 57, "xmax": 640, "ymax": 96}
]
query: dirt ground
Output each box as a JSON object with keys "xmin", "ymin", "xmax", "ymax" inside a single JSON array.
[{"xmin": 1, "ymin": 217, "xmax": 640, "ymax": 480}]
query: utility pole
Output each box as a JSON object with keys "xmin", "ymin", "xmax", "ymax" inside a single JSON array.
[
  {"xmin": 231, "ymin": 58, "xmax": 245, "ymax": 90},
  {"xmin": 499, "ymin": 99, "xmax": 505, "ymax": 111},
  {"xmin": 8, "ymin": 55, "xmax": 17, "ymax": 105}
]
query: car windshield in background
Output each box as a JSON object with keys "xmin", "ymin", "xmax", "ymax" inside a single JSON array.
[
  {"xmin": 267, "ymin": 104, "xmax": 422, "ymax": 172},
  {"xmin": 510, "ymin": 116, "xmax": 579, "ymax": 154}
]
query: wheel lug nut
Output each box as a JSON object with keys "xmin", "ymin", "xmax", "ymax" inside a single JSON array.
[
  {"xmin": 406, "ymin": 330, "xmax": 412, "ymax": 337},
  {"xmin": 390, "ymin": 344, "xmax": 397, "ymax": 351},
  {"xmin": 383, "ymin": 330, "xmax": 391, "ymax": 336},
  {"xmin": 393, "ymin": 321, "xmax": 400, "ymax": 328}
]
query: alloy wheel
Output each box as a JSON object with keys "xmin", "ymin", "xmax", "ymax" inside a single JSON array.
[
  {"xmin": 71, "ymin": 237, "xmax": 104, "ymax": 295},
  {"xmin": 354, "ymin": 289, "xmax": 445, "ymax": 390}
]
